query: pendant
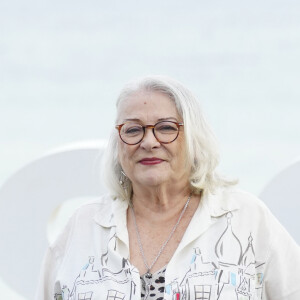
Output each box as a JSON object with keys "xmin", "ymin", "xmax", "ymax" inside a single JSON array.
[
  {"xmin": 142, "ymin": 270, "xmax": 153, "ymax": 299},
  {"xmin": 145, "ymin": 270, "xmax": 152, "ymax": 279}
]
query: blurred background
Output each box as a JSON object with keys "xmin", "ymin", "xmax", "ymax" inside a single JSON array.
[{"xmin": 0, "ymin": 0, "xmax": 299, "ymax": 298}]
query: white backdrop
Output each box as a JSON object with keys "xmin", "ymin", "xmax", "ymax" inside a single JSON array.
[{"xmin": 0, "ymin": 141, "xmax": 107, "ymax": 299}]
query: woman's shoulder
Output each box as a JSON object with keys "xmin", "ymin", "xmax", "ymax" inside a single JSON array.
[
  {"xmin": 207, "ymin": 187, "xmax": 293, "ymax": 245},
  {"xmin": 207, "ymin": 186, "xmax": 270, "ymax": 216},
  {"xmin": 201, "ymin": 187, "xmax": 300, "ymax": 299},
  {"xmin": 71, "ymin": 194, "xmax": 115, "ymax": 217},
  {"xmin": 49, "ymin": 194, "xmax": 120, "ymax": 250},
  {"xmin": 210, "ymin": 186, "xmax": 299, "ymax": 251}
]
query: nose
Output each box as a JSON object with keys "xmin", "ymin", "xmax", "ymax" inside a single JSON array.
[{"xmin": 139, "ymin": 127, "xmax": 160, "ymax": 150}]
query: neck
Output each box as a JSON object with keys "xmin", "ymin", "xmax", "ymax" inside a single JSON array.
[{"xmin": 130, "ymin": 182, "xmax": 193, "ymax": 222}]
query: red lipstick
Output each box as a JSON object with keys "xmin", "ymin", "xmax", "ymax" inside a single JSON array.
[{"xmin": 139, "ymin": 157, "xmax": 164, "ymax": 165}]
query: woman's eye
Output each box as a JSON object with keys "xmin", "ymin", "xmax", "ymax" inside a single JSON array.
[
  {"xmin": 125, "ymin": 126, "xmax": 142, "ymax": 134},
  {"xmin": 156, "ymin": 125, "xmax": 177, "ymax": 132}
]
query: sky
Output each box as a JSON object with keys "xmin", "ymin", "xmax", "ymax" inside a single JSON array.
[{"xmin": 0, "ymin": 0, "xmax": 300, "ymax": 296}]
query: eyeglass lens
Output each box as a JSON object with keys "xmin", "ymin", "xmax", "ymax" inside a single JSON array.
[{"xmin": 120, "ymin": 121, "xmax": 180, "ymax": 145}]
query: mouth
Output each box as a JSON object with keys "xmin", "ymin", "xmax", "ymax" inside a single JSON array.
[{"xmin": 139, "ymin": 157, "xmax": 164, "ymax": 165}]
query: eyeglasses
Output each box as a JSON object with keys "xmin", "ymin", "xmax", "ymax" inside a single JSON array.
[{"xmin": 115, "ymin": 121, "xmax": 184, "ymax": 145}]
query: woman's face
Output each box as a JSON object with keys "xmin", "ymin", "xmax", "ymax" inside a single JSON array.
[{"xmin": 117, "ymin": 91, "xmax": 189, "ymax": 190}]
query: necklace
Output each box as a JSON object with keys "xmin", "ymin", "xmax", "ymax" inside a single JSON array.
[{"xmin": 130, "ymin": 194, "xmax": 192, "ymax": 296}]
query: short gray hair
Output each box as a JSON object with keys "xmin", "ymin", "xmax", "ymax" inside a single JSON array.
[{"xmin": 103, "ymin": 75, "xmax": 235, "ymax": 201}]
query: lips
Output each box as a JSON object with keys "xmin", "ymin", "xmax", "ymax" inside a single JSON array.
[{"xmin": 139, "ymin": 157, "xmax": 164, "ymax": 165}]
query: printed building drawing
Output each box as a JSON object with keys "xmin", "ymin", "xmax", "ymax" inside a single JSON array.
[
  {"xmin": 165, "ymin": 212, "xmax": 265, "ymax": 300},
  {"xmin": 56, "ymin": 228, "xmax": 138, "ymax": 300},
  {"xmin": 56, "ymin": 211, "xmax": 265, "ymax": 300}
]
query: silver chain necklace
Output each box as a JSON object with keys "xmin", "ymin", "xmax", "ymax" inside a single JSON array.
[{"xmin": 130, "ymin": 194, "xmax": 192, "ymax": 295}]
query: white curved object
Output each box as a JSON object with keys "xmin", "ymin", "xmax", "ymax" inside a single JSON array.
[
  {"xmin": 0, "ymin": 140, "xmax": 108, "ymax": 299},
  {"xmin": 259, "ymin": 158, "xmax": 300, "ymax": 245}
]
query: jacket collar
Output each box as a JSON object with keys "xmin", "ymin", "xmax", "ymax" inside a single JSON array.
[
  {"xmin": 206, "ymin": 187, "xmax": 240, "ymax": 218},
  {"xmin": 94, "ymin": 187, "xmax": 240, "ymax": 231},
  {"xmin": 94, "ymin": 196, "xmax": 128, "ymax": 228},
  {"xmin": 172, "ymin": 187, "xmax": 240, "ymax": 255},
  {"xmin": 94, "ymin": 188, "xmax": 240, "ymax": 226}
]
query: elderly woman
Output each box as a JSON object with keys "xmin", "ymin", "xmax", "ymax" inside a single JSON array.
[{"xmin": 36, "ymin": 76, "xmax": 300, "ymax": 300}]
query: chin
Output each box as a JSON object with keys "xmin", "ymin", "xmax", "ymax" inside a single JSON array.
[
  {"xmin": 135, "ymin": 172, "xmax": 165, "ymax": 187},
  {"xmin": 132, "ymin": 167, "xmax": 171, "ymax": 187}
]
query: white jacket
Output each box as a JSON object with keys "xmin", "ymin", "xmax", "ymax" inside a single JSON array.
[{"xmin": 36, "ymin": 188, "xmax": 300, "ymax": 300}]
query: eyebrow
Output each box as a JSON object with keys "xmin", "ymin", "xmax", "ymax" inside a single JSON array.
[{"xmin": 123, "ymin": 117, "xmax": 179, "ymax": 122}]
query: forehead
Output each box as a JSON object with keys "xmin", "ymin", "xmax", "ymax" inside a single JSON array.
[{"xmin": 117, "ymin": 91, "xmax": 180, "ymax": 122}]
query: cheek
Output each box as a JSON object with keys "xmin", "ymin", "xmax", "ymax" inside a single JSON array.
[
  {"xmin": 117, "ymin": 143, "xmax": 136, "ymax": 169},
  {"xmin": 175, "ymin": 140, "xmax": 188, "ymax": 170}
]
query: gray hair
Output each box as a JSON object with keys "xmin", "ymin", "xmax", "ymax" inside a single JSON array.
[{"xmin": 103, "ymin": 75, "xmax": 235, "ymax": 201}]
